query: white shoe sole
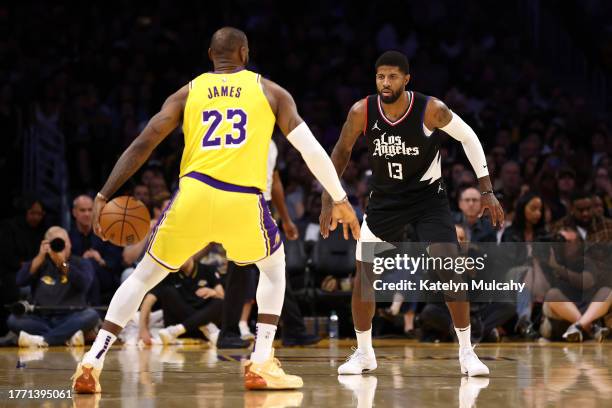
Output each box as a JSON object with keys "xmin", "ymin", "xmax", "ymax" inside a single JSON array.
[
  {"xmin": 461, "ymin": 365, "xmax": 490, "ymax": 376},
  {"xmin": 337, "ymin": 362, "xmax": 377, "ymax": 375}
]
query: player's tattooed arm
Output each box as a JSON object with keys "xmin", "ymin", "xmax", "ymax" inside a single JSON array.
[
  {"xmin": 92, "ymin": 85, "xmax": 188, "ymax": 239},
  {"xmin": 319, "ymin": 99, "xmax": 365, "ymax": 237},
  {"xmin": 423, "ymin": 97, "xmax": 452, "ymax": 129},
  {"xmin": 99, "ymin": 85, "xmax": 189, "ymax": 198}
]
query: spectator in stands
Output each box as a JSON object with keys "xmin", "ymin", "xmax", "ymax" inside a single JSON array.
[
  {"xmin": 453, "ymin": 186, "xmax": 497, "ymax": 243},
  {"xmin": 138, "ymin": 252, "xmax": 224, "ymax": 346},
  {"xmin": 541, "ymin": 228, "xmax": 611, "ymax": 342},
  {"xmin": 132, "ymin": 183, "xmax": 151, "ymax": 208},
  {"xmin": 497, "ymin": 161, "xmax": 522, "ymax": 215},
  {"xmin": 550, "ymin": 191, "xmax": 612, "ymax": 242},
  {"xmin": 554, "ymin": 167, "xmax": 576, "ymax": 218},
  {"xmin": 501, "ymin": 192, "xmax": 548, "ymax": 339},
  {"xmin": 592, "ymin": 166, "xmax": 612, "ymax": 215},
  {"xmin": 69, "ymin": 195, "xmax": 123, "ymax": 305},
  {"xmin": 0, "ymin": 195, "xmax": 46, "ymax": 336},
  {"xmin": 591, "ymin": 194, "xmax": 608, "ymax": 218},
  {"xmin": 8, "ymin": 226, "xmax": 99, "ymax": 347}
]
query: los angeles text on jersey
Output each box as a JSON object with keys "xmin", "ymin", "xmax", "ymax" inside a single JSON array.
[{"xmin": 372, "ymin": 133, "xmax": 419, "ymax": 159}]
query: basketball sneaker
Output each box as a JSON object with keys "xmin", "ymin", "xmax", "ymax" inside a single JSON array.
[
  {"xmin": 337, "ymin": 347, "xmax": 377, "ymax": 375},
  {"xmin": 71, "ymin": 362, "xmax": 101, "ymax": 393},
  {"xmin": 562, "ymin": 323, "xmax": 584, "ymax": 342},
  {"xmin": 18, "ymin": 331, "xmax": 47, "ymax": 348},
  {"xmin": 67, "ymin": 330, "xmax": 84, "ymax": 347},
  {"xmin": 244, "ymin": 349, "xmax": 303, "ymax": 390},
  {"xmin": 158, "ymin": 324, "xmax": 184, "ymax": 345},
  {"xmin": 459, "ymin": 346, "xmax": 489, "ymax": 376}
]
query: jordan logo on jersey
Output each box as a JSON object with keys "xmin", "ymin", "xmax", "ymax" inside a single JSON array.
[
  {"xmin": 372, "ymin": 120, "xmax": 381, "ymax": 131},
  {"xmin": 372, "ymin": 132, "xmax": 419, "ymax": 159}
]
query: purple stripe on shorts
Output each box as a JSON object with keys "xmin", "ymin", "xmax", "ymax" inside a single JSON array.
[
  {"xmin": 259, "ymin": 194, "xmax": 281, "ymax": 255},
  {"xmin": 184, "ymin": 172, "xmax": 260, "ymax": 194}
]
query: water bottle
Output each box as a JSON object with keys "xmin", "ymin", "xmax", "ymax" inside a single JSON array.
[{"xmin": 329, "ymin": 310, "xmax": 339, "ymax": 339}]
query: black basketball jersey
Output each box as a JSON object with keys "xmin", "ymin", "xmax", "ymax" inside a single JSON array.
[{"xmin": 364, "ymin": 91, "xmax": 443, "ymax": 204}]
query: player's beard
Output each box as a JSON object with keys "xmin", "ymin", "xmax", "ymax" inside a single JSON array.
[{"xmin": 378, "ymin": 88, "xmax": 403, "ymax": 104}]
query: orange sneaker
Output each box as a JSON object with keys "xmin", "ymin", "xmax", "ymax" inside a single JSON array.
[
  {"xmin": 244, "ymin": 349, "xmax": 303, "ymax": 390},
  {"xmin": 71, "ymin": 363, "xmax": 101, "ymax": 394}
]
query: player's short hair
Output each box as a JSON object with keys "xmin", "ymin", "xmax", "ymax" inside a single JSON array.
[
  {"xmin": 210, "ymin": 27, "xmax": 248, "ymax": 57},
  {"xmin": 375, "ymin": 51, "xmax": 409, "ymax": 74}
]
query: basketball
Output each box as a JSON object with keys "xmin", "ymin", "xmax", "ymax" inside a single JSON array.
[{"xmin": 99, "ymin": 196, "xmax": 151, "ymax": 246}]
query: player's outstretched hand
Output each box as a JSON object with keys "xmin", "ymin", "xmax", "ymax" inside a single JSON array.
[
  {"xmin": 479, "ymin": 193, "xmax": 505, "ymax": 228},
  {"xmin": 330, "ymin": 200, "xmax": 360, "ymax": 240},
  {"xmin": 93, "ymin": 194, "xmax": 108, "ymax": 241}
]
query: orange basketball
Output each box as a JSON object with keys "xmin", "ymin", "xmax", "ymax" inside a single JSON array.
[{"xmin": 99, "ymin": 196, "xmax": 151, "ymax": 247}]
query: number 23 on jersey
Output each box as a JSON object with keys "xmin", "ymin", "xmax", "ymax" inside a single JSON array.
[{"xmin": 201, "ymin": 108, "xmax": 248, "ymax": 150}]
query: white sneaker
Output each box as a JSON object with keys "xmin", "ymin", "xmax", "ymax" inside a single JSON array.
[
  {"xmin": 67, "ymin": 330, "xmax": 84, "ymax": 347},
  {"xmin": 199, "ymin": 324, "xmax": 220, "ymax": 347},
  {"xmin": 338, "ymin": 347, "xmax": 377, "ymax": 375},
  {"xmin": 18, "ymin": 331, "xmax": 47, "ymax": 348},
  {"xmin": 459, "ymin": 346, "xmax": 489, "ymax": 376},
  {"xmin": 158, "ymin": 325, "xmax": 182, "ymax": 345},
  {"xmin": 459, "ymin": 377, "xmax": 490, "ymax": 408}
]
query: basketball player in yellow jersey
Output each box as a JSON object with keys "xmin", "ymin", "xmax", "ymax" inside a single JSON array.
[{"xmin": 72, "ymin": 27, "xmax": 360, "ymax": 393}]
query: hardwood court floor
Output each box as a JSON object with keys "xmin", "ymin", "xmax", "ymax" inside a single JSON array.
[{"xmin": 0, "ymin": 339, "xmax": 611, "ymax": 407}]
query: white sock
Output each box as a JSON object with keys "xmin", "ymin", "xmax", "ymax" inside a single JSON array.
[
  {"xmin": 82, "ymin": 329, "xmax": 117, "ymax": 369},
  {"xmin": 455, "ymin": 325, "xmax": 472, "ymax": 350},
  {"xmin": 167, "ymin": 324, "xmax": 186, "ymax": 337},
  {"xmin": 250, "ymin": 323, "xmax": 277, "ymax": 363},
  {"xmin": 355, "ymin": 327, "xmax": 374, "ymax": 353},
  {"xmin": 239, "ymin": 321, "xmax": 251, "ymax": 336}
]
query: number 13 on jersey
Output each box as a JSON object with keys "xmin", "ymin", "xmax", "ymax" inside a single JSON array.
[
  {"xmin": 202, "ymin": 108, "xmax": 248, "ymax": 150},
  {"xmin": 388, "ymin": 162, "xmax": 403, "ymax": 179}
]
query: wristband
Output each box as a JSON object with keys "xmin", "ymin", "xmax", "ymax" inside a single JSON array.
[
  {"xmin": 333, "ymin": 195, "xmax": 349, "ymax": 205},
  {"xmin": 480, "ymin": 190, "xmax": 494, "ymax": 196}
]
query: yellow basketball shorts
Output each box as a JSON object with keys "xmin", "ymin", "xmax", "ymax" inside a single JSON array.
[{"xmin": 146, "ymin": 172, "xmax": 281, "ymax": 270}]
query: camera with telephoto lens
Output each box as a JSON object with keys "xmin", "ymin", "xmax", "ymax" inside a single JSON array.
[
  {"xmin": 49, "ymin": 237, "xmax": 65, "ymax": 252},
  {"xmin": 10, "ymin": 300, "xmax": 35, "ymax": 317}
]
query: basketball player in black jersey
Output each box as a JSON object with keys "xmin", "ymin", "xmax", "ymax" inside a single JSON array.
[{"xmin": 320, "ymin": 51, "xmax": 504, "ymax": 376}]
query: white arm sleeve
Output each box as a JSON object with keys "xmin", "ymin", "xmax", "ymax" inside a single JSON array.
[
  {"xmin": 440, "ymin": 111, "xmax": 489, "ymax": 178},
  {"xmin": 286, "ymin": 122, "xmax": 346, "ymax": 201}
]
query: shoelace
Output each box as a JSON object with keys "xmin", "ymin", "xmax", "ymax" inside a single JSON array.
[
  {"xmin": 460, "ymin": 345, "xmax": 479, "ymax": 361},
  {"xmin": 345, "ymin": 346, "xmax": 367, "ymax": 362}
]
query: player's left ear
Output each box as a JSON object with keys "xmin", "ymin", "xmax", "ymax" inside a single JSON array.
[
  {"xmin": 240, "ymin": 46, "xmax": 249, "ymax": 66},
  {"xmin": 404, "ymin": 74, "xmax": 410, "ymax": 86}
]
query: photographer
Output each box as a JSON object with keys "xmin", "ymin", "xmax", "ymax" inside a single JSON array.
[
  {"xmin": 7, "ymin": 226, "xmax": 99, "ymax": 347},
  {"xmin": 541, "ymin": 228, "xmax": 611, "ymax": 342}
]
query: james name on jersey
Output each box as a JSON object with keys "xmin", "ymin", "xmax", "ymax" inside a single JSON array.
[
  {"xmin": 207, "ymin": 85, "xmax": 242, "ymax": 99},
  {"xmin": 372, "ymin": 132, "xmax": 420, "ymax": 159}
]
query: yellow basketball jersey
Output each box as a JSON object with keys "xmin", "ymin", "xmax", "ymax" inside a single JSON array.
[{"xmin": 180, "ymin": 69, "xmax": 276, "ymax": 191}]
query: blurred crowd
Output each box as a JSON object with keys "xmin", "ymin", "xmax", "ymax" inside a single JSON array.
[{"xmin": 0, "ymin": 0, "xmax": 611, "ymax": 347}]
